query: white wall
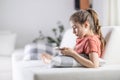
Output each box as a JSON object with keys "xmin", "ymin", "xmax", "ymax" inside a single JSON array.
[
  {"xmin": 92, "ymin": 0, "xmax": 108, "ymax": 26},
  {"xmin": 92, "ymin": 0, "xmax": 103, "ymax": 25},
  {"xmin": 0, "ymin": 0, "xmax": 75, "ymax": 48}
]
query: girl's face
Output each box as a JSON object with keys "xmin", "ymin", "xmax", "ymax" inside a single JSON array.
[{"xmin": 70, "ymin": 21, "xmax": 88, "ymax": 38}]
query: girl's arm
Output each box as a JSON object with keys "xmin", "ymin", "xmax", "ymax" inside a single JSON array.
[
  {"xmin": 73, "ymin": 52, "xmax": 99, "ymax": 68},
  {"xmin": 61, "ymin": 48, "xmax": 99, "ymax": 68}
]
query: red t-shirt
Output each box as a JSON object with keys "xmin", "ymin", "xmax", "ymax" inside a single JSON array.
[{"xmin": 74, "ymin": 35, "xmax": 101, "ymax": 57}]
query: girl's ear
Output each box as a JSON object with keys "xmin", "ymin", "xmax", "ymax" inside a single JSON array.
[{"xmin": 84, "ymin": 21, "xmax": 90, "ymax": 28}]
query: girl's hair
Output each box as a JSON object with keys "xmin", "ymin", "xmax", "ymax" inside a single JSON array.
[{"xmin": 70, "ymin": 8, "xmax": 106, "ymax": 56}]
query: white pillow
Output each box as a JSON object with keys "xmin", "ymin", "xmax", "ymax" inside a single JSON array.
[
  {"xmin": 0, "ymin": 32, "xmax": 16, "ymax": 56},
  {"xmin": 60, "ymin": 29, "xmax": 76, "ymax": 48},
  {"xmin": 51, "ymin": 55, "xmax": 106, "ymax": 67}
]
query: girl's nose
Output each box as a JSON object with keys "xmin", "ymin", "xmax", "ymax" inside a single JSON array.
[{"xmin": 73, "ymin": 29, "xmax": 76, "ymax": 34}]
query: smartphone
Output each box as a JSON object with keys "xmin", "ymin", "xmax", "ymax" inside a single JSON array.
[{"xmin": 54, "ymin": 47, "xmax": 64, "ymax": 50}]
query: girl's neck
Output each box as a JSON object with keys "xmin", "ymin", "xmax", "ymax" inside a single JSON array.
[{"xmin": 85, "ymin": 30, "xmax": 94, "ymax": 37}]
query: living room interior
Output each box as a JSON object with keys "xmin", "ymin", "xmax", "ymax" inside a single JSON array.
[{"xmin": 0, "ymin": 0, "xmax": 120, "ymax": 80}]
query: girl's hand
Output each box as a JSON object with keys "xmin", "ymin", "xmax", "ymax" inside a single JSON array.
[
  {"xmin": 60, "ymin": 47, "xmax": 76, "ymax": 56},
  {"xmin": 40, "ymin": 53, "xmax": 53, "ymax": 64}
]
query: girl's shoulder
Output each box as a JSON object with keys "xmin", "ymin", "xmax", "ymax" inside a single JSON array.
[
  {"xmin": 76, "ymin": 35, "xmax": 100, "ymax": 44},
  {"xmin": 85, "ymin": 35, "xmax": 100, "ymax": 41}
]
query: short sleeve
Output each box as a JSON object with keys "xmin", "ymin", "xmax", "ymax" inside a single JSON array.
[{"xmin": 84, "ymin": 38, "xmax": 99, "ymax": 55}]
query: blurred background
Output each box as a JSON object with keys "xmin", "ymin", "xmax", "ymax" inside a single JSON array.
[{"xmin": 0, "ymin": 0, "xmax": 120, "ymax": 48}]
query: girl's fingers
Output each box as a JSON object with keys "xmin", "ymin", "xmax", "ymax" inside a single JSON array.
[
  {"xmin": 40, "ymin": 53, "xmax": 52, "ymax": 64},
  {"xmin": 42, "ymin": 56, "xmax": 49, "ymax": 64},
  {"xmin": 43, "ymin": 54, "xmax": 52, "ymax": 60},
  {"xmin": 40, "ymin": 54, "xmax": 48, "ymax": 64}
]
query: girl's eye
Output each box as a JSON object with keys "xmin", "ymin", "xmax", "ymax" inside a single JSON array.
[{"xmin": 72, "ymin": 26, "xmax": 75, "ymax": 29}]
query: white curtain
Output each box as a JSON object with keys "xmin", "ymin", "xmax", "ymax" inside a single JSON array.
[{"xmin": 107, "ymin": 0, "xmax": 120, "ymax": 26}]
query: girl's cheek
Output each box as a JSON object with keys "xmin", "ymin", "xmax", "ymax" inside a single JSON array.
[
  {"xmin": 73, "ymin": 29, "xmax": 75, "ymax": 34},
  {"xmin": 75, "ymin": 28, "xmax": 78, "ymax": 33}
]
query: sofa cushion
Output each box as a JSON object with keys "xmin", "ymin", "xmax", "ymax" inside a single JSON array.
[
  {"xmin": 23, "ymin": 43, "xmax": 58, "ymax": 60},
  {"xmin": 0, "ymin": 31, "xmax": 16, "ymax": 56},
  {"xmin": 102, "ymin": 27, "xmax": 120, "ymax": 64}
]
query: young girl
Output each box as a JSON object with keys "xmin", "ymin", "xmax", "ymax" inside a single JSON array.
[{"xmin": 41, "ymin": 8, "xmax": 106, "ymax": 68}]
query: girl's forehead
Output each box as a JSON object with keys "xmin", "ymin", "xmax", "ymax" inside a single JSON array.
[
  {"xmin": 70, "ymin": 21, "xmax": 74, "ymax": 25},
  {"xmin": 70, "ymin": 21, "xmax": 77, "ymax": 25}
]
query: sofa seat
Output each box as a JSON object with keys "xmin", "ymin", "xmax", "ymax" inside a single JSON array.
[
  {"xmin": 12, "ymin": 54, "xmax": 120, "ymax": 80},
  {"xmin": 12, "ymin": 50, "xmax": 120, "ymax": 80},
  {"xmin": 27, "ymin": 65, "xmax": 120, "ymax": 80}
]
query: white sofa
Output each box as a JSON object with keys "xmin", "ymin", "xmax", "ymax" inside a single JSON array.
[
  {"xmin": 0, "ymin": 31, "xmax": 16, "ymax": 80},
  {"xmin": 12, "ymin": 26, "xmax": 120, "ymax": 80}
]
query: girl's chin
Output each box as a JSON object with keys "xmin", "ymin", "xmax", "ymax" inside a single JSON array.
[
  {"xmin": 76, "ymin": 35, "xmax": 81, "ymax": 38},
  {"xmin": 76, "ymin": 35, "xmax": 83, "ymax": 38},
  {"xmin": 77, "ymin": 36, "xmax": 82, "ymax": 38},
  {"xmin": 76, "ymin": 35, "xmax": 79, "ymax": 37}
]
